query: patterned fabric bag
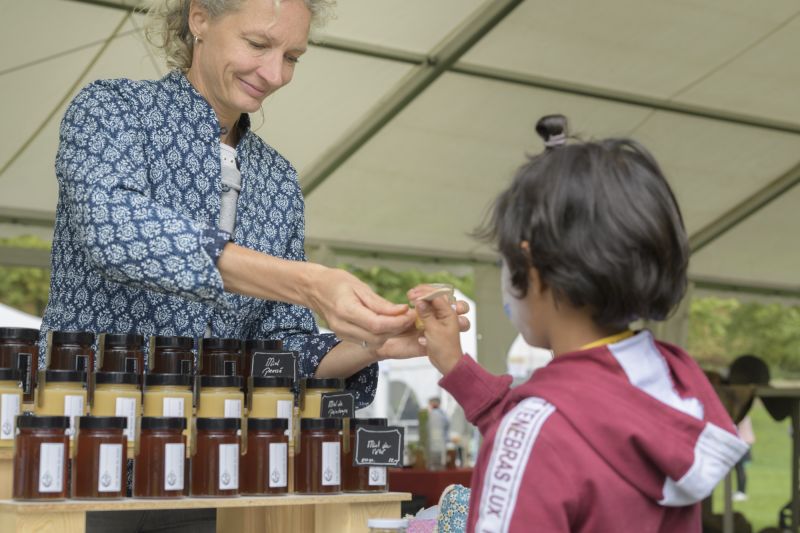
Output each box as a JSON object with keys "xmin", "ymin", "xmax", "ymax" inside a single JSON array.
[{"xmin": 436, "ymin": 484, "xmax": 471, "ymax": 532}]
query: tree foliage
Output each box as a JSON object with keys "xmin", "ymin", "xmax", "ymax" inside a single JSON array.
[{"xmin": 0, "ymin": 235, "xmax": 51, "ymax": 316}]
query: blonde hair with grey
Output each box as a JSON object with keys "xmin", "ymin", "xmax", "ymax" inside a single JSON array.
[{"xmin": 145, "ymin": 0, "xmax": 336, "ymax": 70}]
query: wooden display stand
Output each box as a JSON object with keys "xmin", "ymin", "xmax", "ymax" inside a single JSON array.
[{"xmin": 0, "ymin": 449, "xmax": 410, "ymax": 533}]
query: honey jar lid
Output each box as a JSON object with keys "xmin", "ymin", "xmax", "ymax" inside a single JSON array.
[
  {"xmin": 153, "ymin": 335, "xmax": 194, "ymax": 349},
  {"xmin": 104, "ymin": 333, "xmax": 144, "ymax": 348},
  {"xmin": 16, "ymin": 414, "xmax": 70, "ymax": 429},
  {"xmin": 141, "ymin": 416, "xmax": 187, "ymax": 431},
  {"xmin": 43, "ymin": 369, "xmax": 86, "ymax": 383},
  {"xmin": 303, "ymin": 378, "xmax": 345, "ymax": 390},
  {"xmin": 196, "ymin": 417, "xmax": 241, "ymax": 431},
  {"xmin": 244, "ymin": 338, "xmax": 283, "ymax": 352},
  {"xmin": 144, "ymin": 373, "xmax": 192, "ymax": 387},
  {"xmin": 95, "ymin": 371, "xmax": 138, "ymax": 385},
  {"xmin": 0, "ymin": 368, "xmax": 22, "ymax": 382},
  {"xmin": 252, "ymin": 376, "xmax": 293, "ymax": 389},
  {"xmin": 78, "ymin": 416, "xmax": 127, "ymax": 430},
  {"xmin": 247, "ymin": 417, "xmax": 289, "ymax": 432},
  {"xmin": 200, "ymin": 375, "xmax": 243, "ymax": 389},
  {"xmin": 300, "ymin": 418, "xmax": 342, "ymax": 431},
  {"xmin": 51, "ymin": 330, "xmax": 94, "ymax": 345},
  {"xmin": 201, "ymin": 338, "xmax": 240, "ymax": 351},
  {"xmin": 0, "ymin": 327, "xmax": 39, "ymax": 342}
]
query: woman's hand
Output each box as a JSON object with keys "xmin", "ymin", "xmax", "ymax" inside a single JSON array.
[
  {"xmin": 414, "ymin": 296, "xmax": 465, "ymax": 376},
  {"xmin": 374, "ymin": 300, "xmax": 470, "ymax": 361}
]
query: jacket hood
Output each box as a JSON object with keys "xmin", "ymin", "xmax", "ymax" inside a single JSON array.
[{"xmin": 522, "ymin": 330, "xmax": 748, "ymax": 506}]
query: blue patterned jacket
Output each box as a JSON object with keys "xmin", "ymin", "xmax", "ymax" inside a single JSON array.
[{"xmin": 40, "ymin": 70, "xmax": 377, "ymax": 407}]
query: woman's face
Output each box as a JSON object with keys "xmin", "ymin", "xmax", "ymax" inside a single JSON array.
[{"xmin": 189, "ymin": 0, "xmax": 311, "ymax": 118}]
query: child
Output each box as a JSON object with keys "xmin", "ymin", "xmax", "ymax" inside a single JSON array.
[{"xmin": 412, "ymin": 115, "xmax": 748, "ymax": 532}]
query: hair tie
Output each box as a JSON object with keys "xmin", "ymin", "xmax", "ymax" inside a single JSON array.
[{"xmin": 543, "ymin": 133, "xmax": 567, "ymax": 148}]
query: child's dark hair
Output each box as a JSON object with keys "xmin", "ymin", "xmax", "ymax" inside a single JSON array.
[{"xmin": 477, "ymin": 114, "xmax": 689, "ymax": 329}]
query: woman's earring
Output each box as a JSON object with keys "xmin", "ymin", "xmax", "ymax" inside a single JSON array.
[{"xmin": 194, "ymin": 34, "xmax": 200, "ymax": 44}]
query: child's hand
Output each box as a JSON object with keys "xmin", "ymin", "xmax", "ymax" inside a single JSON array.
[{"xmin": 415, "ymin": 295, "xmax": 464, "ymax": 376}]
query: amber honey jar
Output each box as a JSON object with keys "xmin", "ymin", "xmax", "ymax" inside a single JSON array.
[
  {"xmin": 151, "ymin": 335, "xmax": 194, "ymax": 375},
  {"xmin": 35, "ymin": 370, "xmax": 88, "ymax": 439},
  {"xmin": 196, "ymin": 375, "xmax": 243, "ymax": 419},
  {"xmin": 133, "ymin": 416, "xmax": 187, "ymax": 498},
  {"xmin": 0, "ymin": 368, "xmax": 23, "ymax": 446},
  {"xmin": 49, "ymin": 331, "xmax": 94, "ymax": 373},
  {"xmin": 342, "ymin": 418, "xmax": 388, "ymax": 493},
  {"xmin": 12, "ymin": 415, "xmax": 70, "ymax": 500},
  {"xmin": 298, "ymin": 378, "xmax": 344, "ymax": 419},
  {"xmin": 295, "ymin": 418, "xmax": 341, "ymax": 494},
  {"xmin": 99, "ymin": 333, "xmax": 144, "ymax": 375},
  {"xmin": 0, "ymin": 327, "xmax": 38, "ymax": 402},
  {"xmin": 191, "ymin": 417, "xmax": 240, "ymax": 497},
  {"xmin": 199, "ymin": 338, "xmax": 241, "ymax": 377},
  {"xmin": 72, "ymin": 416, "xmax": 127, "ymax": 499},
  {"xmin": 240, "ymin": 417, "xmax": 289, "ymax": 495}
]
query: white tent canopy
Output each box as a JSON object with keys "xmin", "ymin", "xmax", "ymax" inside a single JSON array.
[{"xmin": 1, "ymin": 1, "xmax": 798, "ymax": 302}]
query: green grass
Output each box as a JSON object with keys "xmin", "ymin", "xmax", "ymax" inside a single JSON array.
[{"xmin": 711, "ymin": 398, "xmax": 792, "ymax": 531}]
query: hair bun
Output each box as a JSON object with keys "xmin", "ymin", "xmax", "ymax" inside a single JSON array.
[{"xmin": 536, "ymin": 114, "xmax": 568, "ymax": 148}]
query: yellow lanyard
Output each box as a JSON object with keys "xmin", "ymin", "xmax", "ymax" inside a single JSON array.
[{"xmin": 579, "ymin": 330, "xmax": 635, "ymax": 350}]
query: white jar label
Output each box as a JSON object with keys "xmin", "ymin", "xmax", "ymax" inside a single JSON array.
[
  {"xmin": 268, "ymin": 442, "xmax": 288, "ymax": 488},
  {"xmin": 38, "ymin": 442, "xmax": 65, "ymax": 493},
  {"xmin": 164, "ymin": 443, "xmax": 185, "ymax": 492},
  {"xmin": 224, "ymin": 399, "xmax": 242, "ymax": 418},
  {"xmin": 98, "ymin": 443, "xmax": 123, "ymax": 492},
  {"xmin": 321, "ymin": 441, "xmax": 340, "ymax": 486},
  {"xmin": 0, "ymin": 393, "xmax": 20, "ymax": 440},
  {"xmin": 218, "ymin": 443, "xmax": 239, "ymax": 490},
  {"xmin": 115, "ymin": 397, "xmax": 137, "ymax": 442},
  {"xmin": 162, "ymin": 397, "xmax": 184, "ymax": 417},
  {"xmin": 368, "ymin": 466, "xmax": 387, "ymax": 486},
  {"xmin": 277, "ymin": 400, "xmax": 293, "ymax": 436},
  {"xmin": 63, "ymin": 395, "xmax": 84, "ymax": 437}
]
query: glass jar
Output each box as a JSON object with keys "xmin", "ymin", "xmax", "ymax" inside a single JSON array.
[
  {"xmin": 250, "ymin": 376, "xmax": 293, "ymax": 434},
  {"xmin": 0, "ymin": 327, "xmax": 38, "ymax": 402},
  {"xmin": 143, "ymin": 373, "xmax": 193, "ymax": 450},
  {"xmin": 240, "ymin": 418, "xmax": 289, "ymax": 495},
  {"xmin": 133, "ymin": 416, "xmax": 187, "ymax": 498},
  {"xmin": 191, "ymin": 417, "xmax": 240, "ymax": 497},
  {"xmin": 92, "ymin": 372, "xmax": 140, "ymax": 448},
  {"xmin": 99, "ymin": 333, "xmax": 144, "ymax": 375},
  {"xmin": 49, "ymin": 330, "xmax": 95, "ymax": 373},
  {"xmin": 298, "ymin": 378, "xmax": 345, "ymax": 419},
  {"xmin": 196, "ymin": 375, "xmax": 243, "ymax": 419},
  {"xmin": 0, "ymin": 368, "xmax": 23, "ymax": 446},
  {"xmin": 72, "ymin": 416, "xmax": 127, "ymax": 499},
  {"xmin": 12, "ymin": 415, "xmax": 70, "ymax": 500},
  {"xmin": 199, "ymin": 338, "xmax": 241, "ymax": 377},
  {"xmin": 295, "ymin": 418, "xmax": 341, "ymax": 494},
  {"xmin": 151, "ymin": 336, "xmax": 194, "ymax": 375},
  {"xmin": 367, "ymin": 519, "xmax": 409, "ymax": 533},
  {"xmin": 342, "ymin": 418, "xmax": 388, "ymax": 493},
  {"xmin": 35, "ymin": 370, "xmax": 88, "ymax": 439},
  {"xmin": 243, "ymin": 338, "xmax": 283, "ymax": 382}
]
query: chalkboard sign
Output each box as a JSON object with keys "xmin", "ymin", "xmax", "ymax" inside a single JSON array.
[
  {"xmin": 353, "ymin": 426, "xmax": 404, "ymax": 467},
  {"xmin": 251, "ymin": 351, "xmax": 297, "ymax": 381},
  {"xmin": 320, "ymin": 392, "xmax": 355, "ymax": 418}
]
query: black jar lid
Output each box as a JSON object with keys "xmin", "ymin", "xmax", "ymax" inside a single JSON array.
[
  {"xmin": 201, "ymin": 338, "xmax": 240, "ymax": 351},
  {"xmin": 0, "ymin": 327, "xmax": 39, "ymax": 342},
  {"xmin": 252, "ymin": 377, "xmax": 293, "ymax": 389},
  {"xmin": 200, "ymin": 375, "xmax": 243, "ymax": 388},
  {"xmin": 140, "ymin": 416, "xmax": 187, "ymax": 431},
  {"xmin": 17, "ymin": 414, "xmax": 70, "ymax": 430},
  {"xmin": 154, "ymin": 335, "xmax": 194, "ymax": 350},
  {"xmin": 78, "ymin": 416, "xmax": 127, "ymax": 430},
  {"xmin": 144, "ymin": 373, "xmax": 192, "ymax": 387},
  {"xmin": 43, "ymin": 369, "xmax": 86, "ymax": 383},
  {"xmin": 196, "ymin": 417, "xmax": 241, "ymax": 431},
  {"xmin": 349, "ymin": 418, "xmax": 388, "ymax": 429},
  {"xmin": 104, "ymin": 333, "xmax": 144, "ymax": 348},
  {"xmin": 244, "ymin": 338, "xmax": 283, "ymax": 352},
  {"xmin": 52, "ymin": 330, "xmax": 95, "ymax": 345},
  {"xmin": 300, "ymin": 418, "xmax": 342, "ymax": 431},
  {"xmin": 95, "ymin": 371, "xmax": 139, "ymax": 385},
  {"xmin": 247, "ymin": 417, "xmax": 289, "ymax": 432},
  {"xmin": 0, "ymin": 368, "xmax": 22, "ymax": 381},
  {"xmin": 303, "ymin": 378, "xmax": 344, "ymax": 390}
]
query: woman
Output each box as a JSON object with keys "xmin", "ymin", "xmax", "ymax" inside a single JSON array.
[{"xmin": 42, "ymin": 0, "xmax": 467, "ymax": 413}]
